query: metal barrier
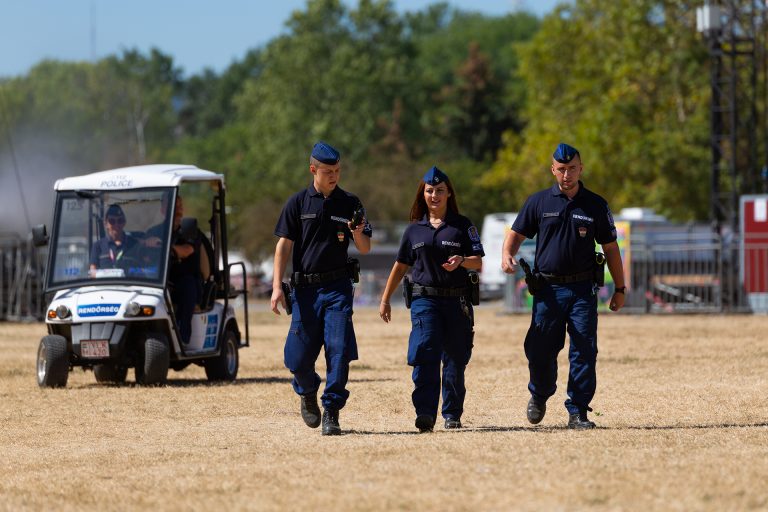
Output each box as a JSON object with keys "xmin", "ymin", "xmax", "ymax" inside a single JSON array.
[
  {"xmin": 504, "ymin": 233, "xmax": 765, "ymax": 314},
  {"xmin": 0, "ymin": 237, "xmax": 46, "ymax": 321}
]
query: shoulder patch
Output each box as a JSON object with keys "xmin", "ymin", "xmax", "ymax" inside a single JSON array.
[
  {"xmin": 300, "ymin": 213, "xmax": 317, "ymax": 220},
  {"xmin": 468, "ymin": 225, "xmax": 480, "ymax": 242},
  {"xmin": 607, "ymin": 208, "xmax": 615, "ymax": 227}
]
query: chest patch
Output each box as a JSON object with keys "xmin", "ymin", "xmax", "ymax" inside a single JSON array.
[
  {"xmin": 300, "ymin": 213, "xmax": 317, "ymax": 220},
  {"xmin": 442, "ymin": 241, "xmax": 461, "ymax": 247},
  {"xmin": 543, "ymin": 212, "xmax": 559, "ymax": 218},
  {"xmin": 412, "ymin": 242, "xmax": 425, "ymax": 249},
  {"xmin": 578, "ymin": 227, "xmax": 588, "ymax": 238}
]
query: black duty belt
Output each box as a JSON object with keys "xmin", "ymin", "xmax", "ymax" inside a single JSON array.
[
  {"xmin": 412, "ymin": 284, "xmax": 468, "ymax": 298},
  {"xmin": 292, "ymin": 267, "xmax": 351, "ymax": 287},
  {"xmin": 539, "ymin": 270, "xmax": 593, "ymax": 284}
]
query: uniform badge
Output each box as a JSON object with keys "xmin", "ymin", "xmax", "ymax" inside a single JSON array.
[
  {"xmin": 578, "ymin": 227, "xmax": 587, "ymax": 238},
  {"xmin": 337, "ymin": 231, "xmax": 345, "ymax": 242},
  {"xmin": 468, "ymin": 225, "xmax": 481, "ymax": 242}
]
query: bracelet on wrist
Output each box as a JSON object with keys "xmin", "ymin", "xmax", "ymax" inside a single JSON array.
[{"xmin": 381, "ymin": 301, "xmax": 390, "ymax": 305}]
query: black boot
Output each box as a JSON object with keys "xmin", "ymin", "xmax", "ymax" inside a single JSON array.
[
  {"xmin": 321, "ymin": 409, "xmax": 341, "ymax": 436},
  {"xmin": 300, "ymin": 393, "xmax": 321, "ymax": 428},
  {"xmin": 527, "ymin": 396, "xmax": 546, "ymax": 424},
  {"xmin": 444, "ymin": 418, "xmax": 462, "ymax": 429},
  {"xmin": 415, "ymin": 414, "xmax": 435, "ymax": 433},
  {"xmin": 568, "ymin": 410, "xmax": 596, "ymax": 430}
]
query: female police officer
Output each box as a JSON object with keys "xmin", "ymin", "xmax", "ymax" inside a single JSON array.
[{"xmin": 379, "ymin": 166, "xmax": 484, "ymax": 432}]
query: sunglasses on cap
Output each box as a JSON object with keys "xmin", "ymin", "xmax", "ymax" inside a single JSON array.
[{"xmin": 106, "ymin": 217, "xmax": 126, "ymax": 226}]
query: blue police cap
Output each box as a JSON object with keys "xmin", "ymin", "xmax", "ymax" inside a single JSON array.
[
  {"xmin": 423, "ymin": 166, "xmax": 449, "ymax": 185},
  {"xmin": 311, "ymin": 141, "xmax": 340, "ymax": 165},
  {"xmin": 553, "ymin": 143, "xmax": 580, "ymax": 163},
  {"xmin": 105, "ymin": 204, "xmax": 125, "ymax": 218}
]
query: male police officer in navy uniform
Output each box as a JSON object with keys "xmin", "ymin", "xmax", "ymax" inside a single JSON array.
[
  {"xmin": 271, "ymin": 141, "xmax": 371, "ymax": 436},
  {"xmin": 501, "ymin": 143, "xmax": 626, "ymax": 429}
]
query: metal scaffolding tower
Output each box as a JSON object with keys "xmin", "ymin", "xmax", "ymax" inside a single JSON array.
[{"xmin": 698, "ymin": 0, "xmax": 767, "ymax": 233}]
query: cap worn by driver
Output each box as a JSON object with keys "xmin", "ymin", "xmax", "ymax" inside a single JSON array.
[
  {"xmin": 553, "ymin": 143, "xmax": 580, "ymax": 164},
  {"xmin": 105, "ymin": 204, "xmax": 125, "ymax": 218},
  {"xmin": 311, "ymin": 141, "xmax": 340, "ymax": 165},
  {"xmin": 423, "ymin": 165, "xmax": 449, "ymax": 185}
]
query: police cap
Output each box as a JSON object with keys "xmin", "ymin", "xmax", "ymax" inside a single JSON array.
[
  {"xmin": 311, "ymin": 141, "xmax": 340, "ymax": 165},
  {"xmin": 105, "ymin": 204, "xmax": 125, "ymax": 219},
  {"xmin": 423, "ymin": 165, "xmax": 449, "ymax": 185},
  {"xmin": 553, "ymin": 143, "xmax": 580, "ymax": 164}
]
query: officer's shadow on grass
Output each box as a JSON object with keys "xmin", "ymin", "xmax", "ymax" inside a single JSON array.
[
  {"xmin": 346, "ymin": 425, "xmax": 562, "ymax": 436},
  {"xmin": 345, "ymin": 421, "xmax": 768, "ymax": 435}
]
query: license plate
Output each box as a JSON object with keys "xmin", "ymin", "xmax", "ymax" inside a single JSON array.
[{"xmin": 81, "ymin": 340, "xmax": 109, "ymax": 358}]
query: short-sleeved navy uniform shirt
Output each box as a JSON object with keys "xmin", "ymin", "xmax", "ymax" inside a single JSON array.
[
  {"xmin": 274, "ymin": 184, "xmax": 372, "ymax": 274},
  {"xmin": 89, "ymin": 235, "xmax": 139, "ymax": 268},
  {"xmin": 512, "ymin": 181, "xmax": 616, "ymax": 275},
  {"xmin": 397, "ymin": 210, "xmax": 485, "ymax": 288}
]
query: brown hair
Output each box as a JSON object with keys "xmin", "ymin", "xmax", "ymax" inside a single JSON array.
[{"xmin": 408, "ymin": 179, "xmax": 460, "ymax": 222}]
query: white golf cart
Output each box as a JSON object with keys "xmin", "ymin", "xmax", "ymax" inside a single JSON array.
[{"xmin": 32, "ymin": 164, "xmax": 249, "ymax": 387}]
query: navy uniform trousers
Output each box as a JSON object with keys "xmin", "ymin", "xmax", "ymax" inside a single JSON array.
[
  {"xmin": 525, "ymin": 280, "xmax": 598, "ymax": 415},
  {"xmin": 408, "ymin": 296, "xmax": 473, "ymax": 421},
  {"xmin": 284, "ymin": 278, "xmax": 358, "ymax": 411},
  {"xmin": 171, "ymin": 274, "xmax": 202, "ymax": 344}
]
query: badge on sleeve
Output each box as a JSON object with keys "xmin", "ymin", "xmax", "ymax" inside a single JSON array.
[
  {"xmin": 468, "ymin": 225, "xmax": 480, "ymax": 242},
  {"xmin": 337, "ymin": 231, "xmax": 345, "ymax": 242},
  {"xmin": 578, "ymin": 227, "xmax": 587, "ymax": 238}
]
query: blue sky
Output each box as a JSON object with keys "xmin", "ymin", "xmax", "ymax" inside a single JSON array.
[{"xmin": 0, "ymin": 0, "xmax": 565, "ymax": 79}]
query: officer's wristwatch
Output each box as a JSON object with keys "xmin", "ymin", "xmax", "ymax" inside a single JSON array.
[{"xmin": 614, "ymin": 286, "xmax": 626, "ymax": 294}]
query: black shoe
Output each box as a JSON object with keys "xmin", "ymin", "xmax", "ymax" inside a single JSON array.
[
  {"xmin": 415, "ymin": 414, "xmax": 435, "ymax": 433},
  {"xmin": 527, "ymin": 396, "xmax": 546, "ymax": 424},
  {"xmin": 321, "ymin": 409, "xmax": 341, "ymax": 436},
  {"xmin": 300, "ymin": 393, "xmax": 321, "ymax": 428},
  {"xmin": 568, "ymin": 411, "xmax": 597, "ymax": 430},
  {"xmin": 444, "ymin": 418, "xmax": 462, "ymax": 429}
]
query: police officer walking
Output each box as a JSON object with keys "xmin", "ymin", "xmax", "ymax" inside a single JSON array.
[
  {"xmin": 379, "ymin": 166, "xmax": 484, "ymax": 433},
  {"xmin": 271, "ymin": 141, "xmax": 371, "ymax": 436},
  {"xmin": 502, "ymin": 143, "xmax": 625, "ymax": 429}
]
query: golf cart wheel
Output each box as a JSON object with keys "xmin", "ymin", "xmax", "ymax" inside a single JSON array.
[
  {"xmin": 204, "ymin": 329, "xmax": 239, "ymax": 382},
  {"xmin": 135, "ymin": 333, "xmax": 169, "ymax": 386},
  {"xmin": 94, "ymin": 364, "xmax": 128, "ymax": 384},
  {"xmin": 37, "ymin": 335, "xmax": 69, "ymax": 388}
]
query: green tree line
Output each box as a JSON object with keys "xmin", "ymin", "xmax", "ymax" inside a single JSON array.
[{"xmin": 1, "ymin": 0, "xmax": 765, "ymax": 259}]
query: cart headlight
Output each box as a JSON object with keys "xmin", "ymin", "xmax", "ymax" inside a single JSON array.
[
  {"xmin": 54, "ymin": 305, "xmax": 71, "ymax": 319},
  {"xmin": 124, "ymin": 302, "xmax": 154, "ymax": 317},
  {"xmin": 125, "ymin": 302, "xmax": 140, "ymax": 317}
]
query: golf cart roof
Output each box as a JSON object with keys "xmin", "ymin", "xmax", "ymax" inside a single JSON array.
[{"xmin": 54, "ymin": 164, "xmax": 225, "ymax": 191}]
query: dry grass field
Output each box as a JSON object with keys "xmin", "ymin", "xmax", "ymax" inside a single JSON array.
[{"xmin": 1, "ymin": 304, "xmax": 767, "ymax": 511}]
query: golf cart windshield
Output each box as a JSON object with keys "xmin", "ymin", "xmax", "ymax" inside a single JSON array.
[{"xmin": 47, "ymin": 188, "xmax": 175, "ymax": 290}]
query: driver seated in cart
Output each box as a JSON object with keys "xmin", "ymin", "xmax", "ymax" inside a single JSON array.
[{"xmin": 89, "ymin": 204, "xmax": 141, "ymax": 276}]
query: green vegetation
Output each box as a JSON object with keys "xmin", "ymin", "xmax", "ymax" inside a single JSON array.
[{"xmin": 1, "ymin": 0, "xmax": 765, "ymax": 259}]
